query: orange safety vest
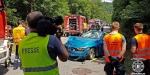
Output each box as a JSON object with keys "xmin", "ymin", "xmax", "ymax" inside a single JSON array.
[
  {"xmin": 104, "ymin": 33, "xmax": 124, "ymax": 63},
  {"xmin": 133, "ymin": 34, "xmax": 149, "ymax": 60},
  {"xmin": 147, "ymin": 36, "xmax": 150, "ymax": 59}
]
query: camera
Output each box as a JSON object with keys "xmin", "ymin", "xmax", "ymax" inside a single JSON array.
[{"xmin": 37, "ymin": 16, "xmax": 63, "ymax": 36}]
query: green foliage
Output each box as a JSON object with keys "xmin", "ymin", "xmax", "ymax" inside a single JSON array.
[
  {"xmin": 5, "ymin": 0, "xmax": 113, "ymax": 26},
  {"xmin": 112, "ymin": 0, "xmax": 150, "ymax": 74}
]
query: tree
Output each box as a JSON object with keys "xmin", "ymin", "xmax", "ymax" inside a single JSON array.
[
  {"xmin": 112, "ymin": 0, "xmax": 150, "ymax": 74},
  {"xmin": 68, "ymin": 0, "xmax": 91, "ymax": 20}
]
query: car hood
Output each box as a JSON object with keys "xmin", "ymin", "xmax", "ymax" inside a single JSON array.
[{"xmin": 65, "ymin": 36, "xmax": 102, "ymax": 48}]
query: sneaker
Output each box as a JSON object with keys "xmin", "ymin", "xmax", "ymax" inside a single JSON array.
[{"xmin": 13, "ymin": 59, "xmax": 18, "ymax": 70}]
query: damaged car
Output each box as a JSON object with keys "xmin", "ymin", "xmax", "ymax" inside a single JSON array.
[{"xmin": 65, "ymin": 30, "xmax": 105, "ymax": 61}]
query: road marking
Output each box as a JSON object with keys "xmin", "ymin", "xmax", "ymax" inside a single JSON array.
[{"xmin": 90, "ymin": 58, "xmax": 98, "ymax": 62}]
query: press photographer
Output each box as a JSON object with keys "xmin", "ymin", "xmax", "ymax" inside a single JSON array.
[{"xmin": 18, "ymin": 11, "xmax": 69, "ymax": 75}]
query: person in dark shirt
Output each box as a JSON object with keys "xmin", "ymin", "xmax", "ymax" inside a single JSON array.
[
  {"xmin": 22, "ymin": 23, "xmax": 30, "ymax": 35},
  {"xmin": 131, "ymin": 23, "xmax": 150, "ymax": 75},
  {"xmin": 18, "ymin": 11, "xmax": 69, "ymax": 74}
]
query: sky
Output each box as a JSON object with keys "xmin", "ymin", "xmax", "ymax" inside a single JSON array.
[{"xmin": 101, "ymin": 0, "xmax": 113, "ymax": 3}]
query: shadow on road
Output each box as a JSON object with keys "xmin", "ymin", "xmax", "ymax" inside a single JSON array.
[{"xmin": 0, "ymin": 64, "xmax": 9, "ymax": 75}]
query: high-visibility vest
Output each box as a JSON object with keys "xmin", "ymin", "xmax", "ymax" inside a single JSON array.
[
  {"xmin": 104, "ymin": 33, "xmax": 124, "ymax": 63},
  {"xmin": 83, "ymin": 23, "xmax": 87, "ymax": 29},
  {"xmin": 12, "ymin": 26, "xmax": 25, "ymax": 45},
  {"xmin": 18, "ymin": 33, "xmax": 59, "ymax": 75},
  {"xmin": 147, "ymin": 36, "xmax": 150, "ymax": 59},
  {"xmin": 133, "ymin": 34, "xmax": 149, "ymax": 60}
]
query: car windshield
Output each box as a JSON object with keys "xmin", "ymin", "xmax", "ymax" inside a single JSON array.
[
  {"xmin": 81, "ymin": 30, "xmax": 103, "ymax": 39},
  {"xmin": 103, "ymin": 26, "xmax": 111, "ymax": 33}
]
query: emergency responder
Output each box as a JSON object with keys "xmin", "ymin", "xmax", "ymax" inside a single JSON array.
[
  {"xmin": 18, "ymin": 11, "xmax": 69, "ymax": 75},
  {"xmin": 12, "ymin": 20, "xmax": 26, "ymax": 70},
  {"xmin": 83, "ymin": 23, "xmax": 87, "ymax": 33},
  {"xmin": 131, "ymin": 23, "xmax": 150, "ymax": 75},
  {"xmin": 87, "ymin": 23, "xmax": 91, "ymax": 31},
  {"xmin": 103, "ymin": 21, "xmax": 126, "ymax": 75}
]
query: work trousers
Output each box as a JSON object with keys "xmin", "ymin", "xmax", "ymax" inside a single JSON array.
[
  {"xmin": 15, "ymin": 45, "xmax": 19, "ymax": 59},
  {"xmin": 104, "ymin": 61, "xmax": 125, "ymax": 75}
]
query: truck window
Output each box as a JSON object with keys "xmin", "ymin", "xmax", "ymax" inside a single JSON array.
[{"xmin": 69, "ymin": 18, "xmax": 77, "ymax": 30}]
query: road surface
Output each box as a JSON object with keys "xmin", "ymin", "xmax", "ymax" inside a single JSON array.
[{"xmin": 0, "ymin": 37, "xmax": 105, "ymax": 75}]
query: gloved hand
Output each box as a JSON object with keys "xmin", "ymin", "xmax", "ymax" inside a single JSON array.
[{"xmin": 108, "ymin": 56, "xmax": 120, "ymax": 65}]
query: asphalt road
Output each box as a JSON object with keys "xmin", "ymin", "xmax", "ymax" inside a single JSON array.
[{"xmin": 0, "ymin": 37, "xmax": 106, "ymax": 75}]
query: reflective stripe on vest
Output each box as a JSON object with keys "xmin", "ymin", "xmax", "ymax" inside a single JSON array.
[
  {"xmin": 23, "ymin": 63, "xmax": 57, "ymax": 72},
  {"xmin": 108, "ymin": 50, "xmax": 121, "ymax": 53},
  {"xmin": 136, "ymin": 48, "xmax": 149, "ymax": 52},
  {"xmin": 147, "ymin": 48, "xmax": 150, "ymax": 59},
  {"xmin": 133, "ymin": 34, "xmax": 149, "ymax": 59},
  {"xmin": 133, "ymin": 54, "xmax": 146, "ymax": 58},
  {"xmin": 104, "ymin": 33, "xmax": 124, "ymax": 63}
]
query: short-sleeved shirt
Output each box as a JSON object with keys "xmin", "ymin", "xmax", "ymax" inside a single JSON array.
[
  {"xmin": 131, "ymin": 33, "xmax": 143, "ymax": 48},
  {"xmin": 131, "ymin": 38, "xmax": 138, "ymax": 47},
  {"xmin": 25, "ymin": 27, "xmax": 30, "ymax": 35},
  {"xmin": 47, "ymin": 35, "xmax": 63, "ymax": 60}
]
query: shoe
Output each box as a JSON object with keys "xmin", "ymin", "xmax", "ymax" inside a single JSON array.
[
  {"xmin": 13, "ymin": 59, "xmax": 18, "ymax": 70},
  {"xmin": 19, "ymin": 61, "xmax": 23, "ymax": 70}
]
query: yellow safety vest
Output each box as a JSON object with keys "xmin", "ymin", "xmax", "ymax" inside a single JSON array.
[{"xmin": 12, "ymin": 26, "xmax": 25, "ymax": 45}]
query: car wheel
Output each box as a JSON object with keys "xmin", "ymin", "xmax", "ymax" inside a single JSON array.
[{"xmin": 87, "ymin": 48, "xmax": 95, "ymax": 60}]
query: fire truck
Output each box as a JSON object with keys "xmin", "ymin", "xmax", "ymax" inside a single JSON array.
[
  {"xmin": 0, "ymin": 0, "xmax": 11, "ymax": 68},
  {"xmin": 63, "ymin": 14, "xmax": 86, "ymax": 36},
  {"xmin": 88, "ymin": 19, "xmax": 96, "ymax": 26}
]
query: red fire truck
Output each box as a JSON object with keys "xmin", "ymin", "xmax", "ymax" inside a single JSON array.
[
  {"xmin": 0, "ymin": 0, "xmax": 12, "ymax": 68},
  {"xmin": 63, "ymin": 14, "xmax": 86, "ymax": 36}
]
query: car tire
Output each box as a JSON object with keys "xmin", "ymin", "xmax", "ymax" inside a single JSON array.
[{"xmin": 87, "ymin": 48, "xmax": 95, "ymax": 60}]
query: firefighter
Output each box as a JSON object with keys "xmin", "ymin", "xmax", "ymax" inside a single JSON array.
[
  {"xmin": 83, "ymin": 23, "xmax": 87, "ymax": 33},
  {"xmin": 103, "ymin": 21, "xmax": 126, "ymax": 75},
  {"xmin": 131, "ymin": 23, "xmax": 150, "ymax": 75},
  {"xmin": 18, "ymin": 11, "xmax": 69, "ymax": 75},
  {"xmin": 12, "ymin": 20, "xmax": 26, "ymax": 70}
]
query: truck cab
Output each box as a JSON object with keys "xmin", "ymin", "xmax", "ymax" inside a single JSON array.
[
  {"xmin": 63, "ymin": 14, "xmax": 86, "ymax": 36},
  {"xmin": 88, "ymin": 19, "xmax": 96, "ymax": 26}
]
